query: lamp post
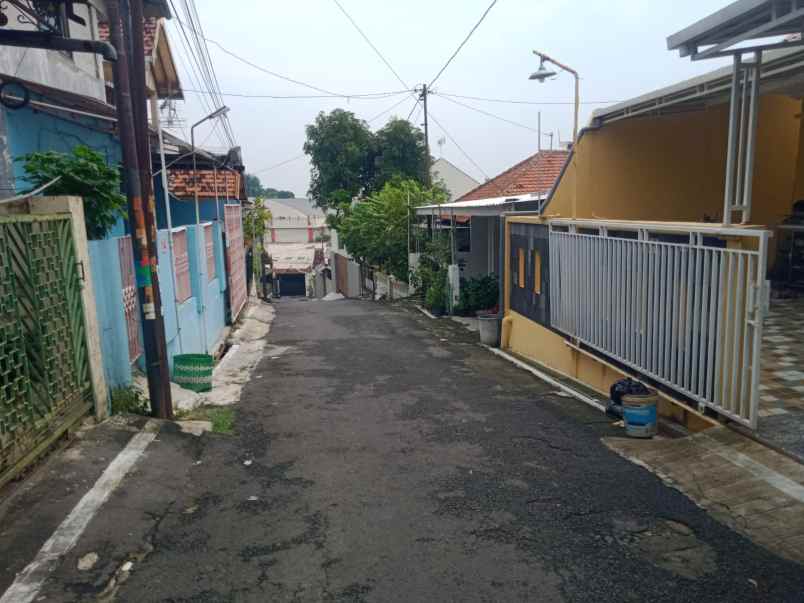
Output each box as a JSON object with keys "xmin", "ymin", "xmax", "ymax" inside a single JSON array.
[
  {"xmin": 530, "ymin": 50, "xmax": 580, "ymax": 144},
  {"xmin": 190, "ymin": 106, "xmax": 229, "ymax": 353}
]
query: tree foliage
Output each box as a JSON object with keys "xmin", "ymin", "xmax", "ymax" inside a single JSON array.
[
  {"xmin": 245, "ymin": 173, "xmax": 294, "ymax": 199},
  {"xmin": 372, "ymin": 118, "xmax": 428, "ymax": 191},
  {"xmin": 304, "ymin": 109, "xmax": 373, "ymax": 216},
  {"xmin": 303, "ymin": 110, "xmax": 429, "ymax": 215},
  {"xmin": 243, "ymin": 197, "xmax": 272, "ymax": 244},
  {"xmin": 337, "ymin": 179, "xmax": 446, "ymax": 281},
  {"xmin": 19, "ymin": 145, "xmax": 127, "ymax": 240}
]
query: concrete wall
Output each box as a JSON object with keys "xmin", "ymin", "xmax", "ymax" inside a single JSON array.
[
  {"xmin": 88, "ymin": 238, "xmax": 133, "ymax": 389},
  {"xmin": 456, "ymin": 217, "xmax": 500, "ymax": 279},
  {"xmin": 503, "ymin": 96, "xmax": 802, "ymax": 430},
  {"xmin": 4, "ymin": 103, "xmax": 121, "ymax": 193},
  {"xmin": 0, "ymin": 2, "xmax": 105, "ymax": 102},
  {"xmin": 332, "ymin": 250, "xmax": 362, "ymax": 297},
  {"xmin": 89, "ymin": 224, "xmax": 229, "ymax": 390},
  {"xmin": 153, "ymin": 183, "xmax": 228, "ymax": 230},
  {"xmin": 792, "ymin": 100, "xmax": 804, "ymax": 202},
  {"xmin": 271, "ymin": 227, "xmax": 313, "ymax": 244},
  {"xmin": 548, "ymin": 95, "xmax": 801, "ymax": 227}
]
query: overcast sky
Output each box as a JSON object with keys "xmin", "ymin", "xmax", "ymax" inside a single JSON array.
[{"xmin": 166, "ymin": 0, "xmax": 732, "ymax": 197}]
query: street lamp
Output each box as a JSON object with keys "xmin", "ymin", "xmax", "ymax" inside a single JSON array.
[
  {"xmin": 529, "ymin": 50, "xmax": 580, "ymax": 144},
  {"xmin": 189, "ymin": 105, "xmax": 229, "ymax": 353}
]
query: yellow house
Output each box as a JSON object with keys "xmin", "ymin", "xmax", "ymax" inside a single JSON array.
[{"xmin": 502, "ymin": 1, "xmax": 804, "ymax": 448}]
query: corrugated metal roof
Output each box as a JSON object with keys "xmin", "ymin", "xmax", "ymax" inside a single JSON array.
[{"xmin": 416, "ymin": 193, "xmax": 545, "ymax": 216}]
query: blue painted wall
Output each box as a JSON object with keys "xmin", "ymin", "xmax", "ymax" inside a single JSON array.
[
  {"xmin": 88, "ymin": 225, "xmax": 230, "ymax": 392},
  {"xmin": 152, "ymin": 177, "xmax": 228, "ymax": 230},
  {"xmin": 4, "ymin": 104, "xmax": 121, "ymax": 192},
  {"xmin": 88, "ymin": 238, "xmax": 132, "ymax": 389}
]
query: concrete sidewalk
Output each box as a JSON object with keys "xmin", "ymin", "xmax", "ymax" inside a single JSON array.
[{"xmin": 605, "ymin": 427, "xmax": 804, "ymax": 564}]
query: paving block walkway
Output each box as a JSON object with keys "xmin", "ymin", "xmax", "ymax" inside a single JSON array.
[
  {"xmin": 605, "ymin": 426, "xmax": 804, "ymax": 565},
  {"xmin": 758, "ymin": 296, "xmax": 804, "ymax": 461}
]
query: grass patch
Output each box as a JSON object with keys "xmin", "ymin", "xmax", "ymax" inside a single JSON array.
[
  {"xmin": 208, "ymin": 407, "xmax": 235, "ymax": 434},
  {"xmin": 178, "ymin": 406, "xmax": 236, "ymax": 435},
  {"xmin": 110, "ymin": 386, "xmax": 150, "ymax": 416}
]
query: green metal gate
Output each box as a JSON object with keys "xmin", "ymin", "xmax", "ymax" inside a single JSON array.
[{"xmin": 0, "ymin": 214, "xmax": 92, "ymax": 487}]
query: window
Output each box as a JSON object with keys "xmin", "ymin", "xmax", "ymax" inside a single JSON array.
[
  {"xmin": 456, "ymin": 225, "xmax": 471, "ymax": 253},
  {"xmin": 204, "ymin": 224, "xmax": 216, "ymax": 281},
  {"xmin": 533, "ymin": 250, "xmax": 542, "ymax": 295},
  {"xmin": 172, "ymin": 229, "xmax": 191, "ymax": 302},
  {"xmin": 518, "ymin": 249, "xmax": 525, "ymax": 288}
]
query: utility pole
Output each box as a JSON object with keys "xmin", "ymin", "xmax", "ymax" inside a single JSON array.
[
  {"xmin": 128, "ymin": 0, "xmax": 172, "ymax": 418},
  {"xmin": 108, "ymin": 0, "xmax": 173, "ymax": 419},
  {"xmin": 420, "ymin": 83, "xmax": 431, "ymax": 185}
]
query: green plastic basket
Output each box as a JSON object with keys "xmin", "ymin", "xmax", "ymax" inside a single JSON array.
[{"xmin": 173, "ymin": 354, "xmax": 214, "ymax": 393}]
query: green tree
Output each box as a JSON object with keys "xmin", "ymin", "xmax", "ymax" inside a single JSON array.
[
  {"xmin": 243, "ymin": 197, "xmax": 272, "ymax": 244},
  {"xmin": 263, "ymin": 188, "xmax": 295, "ymax": 199},
  {"xmin": 303, "ymin": 109, "xmax": 374, "ymax": 216},
  {"xmin": 245, "ymin": 173, "xmax": 294, "ymax": 198},
  {"xmin": 371, "ymin": 118, "xmax": 428, "ymax": 191},
  {"xmin": 338, "ymin": 179, "xmax": 446, "ymax": 281},
  {"xmin": 245, "ymin": 173, "xmax": 263, "ymax": 197},
  {"xmin": 19, "ymin": 146, "xmax": 127, "ymax": 240}
]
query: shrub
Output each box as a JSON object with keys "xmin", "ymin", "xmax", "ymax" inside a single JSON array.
[
  {"xmin": 19, "ymin": 146, "xmax": 127, "ymax": 240},
  {"xmin": 457, "ymin": 274, "xmax": 499, "ymax": 314}
]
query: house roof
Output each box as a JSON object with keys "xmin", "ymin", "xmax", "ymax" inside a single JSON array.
[
  {"xmin": 99, "ymin": 17, "xmax": 183, "ymax": 100},
  {"xmin": 430, "ymin": 157, "xmax": 480, "ymax": 201},
  {"xmin": 667, "ymin": 0, "xmax": 804, "ymax": 60},
  {"xmin": 265, "ymin": 199, "xmax": 326, "ymax": 228},
  {"xmin": 416, "ymin": 192, "xmax": 546, "ymax": 217},
  {"xmin": 457, "ymin": 150, "xmax": 569, "ymax": 202},
  {"xmin": 266, "ymin": 243, "xmax": 322, "ymax": 274},
  {"xmin": 592, "ymin": 46, "xmax": 804, "ymax": 126},
  {"xmin": 267, "ymin": 198, "xmax": 326, "ymax": 218}
]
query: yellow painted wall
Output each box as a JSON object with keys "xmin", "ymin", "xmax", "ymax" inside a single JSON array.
[
  {"xmin": 506, "ymin": 310, "xmax": 712, "ymax": 431},
  {"xmin": 549, "ymin": 95, "xmax": 801, "ymax": 227},
  {"xmin": 793, "ymin": 100, "xmax": 804, "ymax": 202}
]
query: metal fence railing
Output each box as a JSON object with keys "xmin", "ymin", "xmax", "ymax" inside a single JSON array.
[{"xmin": 548, "ymin": 219, "xmax": 770, "ymax": 429}]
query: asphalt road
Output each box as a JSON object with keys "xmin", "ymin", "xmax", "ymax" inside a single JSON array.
[{"xmin": 31, "ymin": 298, "xmax": 804, "ymax": 601}]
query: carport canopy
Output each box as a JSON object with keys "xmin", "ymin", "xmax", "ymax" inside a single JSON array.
[
  {"xmin": 416, "ymin": 193, "xmax": 546, "ymax": 219},
  {"xmin": 667, "ymin": 0, "xmax": 804, "ymax": 60}
]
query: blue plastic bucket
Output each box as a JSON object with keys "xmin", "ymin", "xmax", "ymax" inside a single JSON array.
[{"xmin": 622, "ymin": 393, "xmax": 658, "ymax": 439}]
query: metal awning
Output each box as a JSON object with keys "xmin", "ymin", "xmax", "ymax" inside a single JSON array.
[
  {"xmin": 667, "ymin": 0, "xmax": 804, "ymax": 60},
  {"xmin": 416, "ymin": 193, "xmax": 545, "ymax": 218}
]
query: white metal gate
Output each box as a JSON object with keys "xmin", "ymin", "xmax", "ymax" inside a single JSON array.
[{"xmin": 548, "ymin": 220, "xmax": 769, "ymax": 428}]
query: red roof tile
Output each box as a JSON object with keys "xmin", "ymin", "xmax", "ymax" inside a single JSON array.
[{"xmin": 457, "ymin": 150, "xmax": 569, "ymax": 202}]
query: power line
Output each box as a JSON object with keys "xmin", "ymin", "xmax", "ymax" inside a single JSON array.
[
  {"xmin": 185, "ymin": 0, "xmax": 237, "ymax": 146},
  {"xmin": 428, "ymin": 0, "xmax": 497, "ymax": 88},
  {"xmin": 178, "ymin": 0, "xmax": 236, "ymax": 147},
  {"xmin": 332, "ymin": 0, "xmax": 410, "ymax": 90},
  {"xmin": 198, "ymin": 31, "xmax": 347, "ymax": 97},
  {"xmin": 182, "ymin": 88, "xmax": 411, "ymax": 100},
  {"xmin": 367, "ymin": 95, "xmax": 416, "ymax": 124},
  {"xmin": 436, "ymin": 91, "xmax": 622, "ymax": 106},
  {"xmin": 435, "ymin": 93, "xmax": 540, "ymax": 133},
  {"xmin": 406, "ymin": 98, "xmax": 420, "ymax": 122},
  {"xmin": 251, "ymin": 154, "xmax": 306, "ymax": 175},
  {"xmin": 426, "ymin": 110, "xmax": 491, "ymax": 183},
  {"xmin": 168, "ymin": 1, "xmax": 229, "ymax": 148}
]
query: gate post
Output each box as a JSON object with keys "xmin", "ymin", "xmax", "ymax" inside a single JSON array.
[{"xmin": 30, "ymin": 196, "xmax": 109, "ymax": 420}]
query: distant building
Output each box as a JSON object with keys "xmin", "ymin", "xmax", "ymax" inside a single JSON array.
[
  {"xmin": 263, "ymin": 198, "xmax": 328, "ymax": 244},
  {"xmin": 430, "ymin": 157, "xmax": 479, "ymax": 201}
]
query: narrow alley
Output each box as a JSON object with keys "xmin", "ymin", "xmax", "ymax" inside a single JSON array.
[{"xmin": 5, "ymin": 298, "xmax": 802, "ymax": 602}]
